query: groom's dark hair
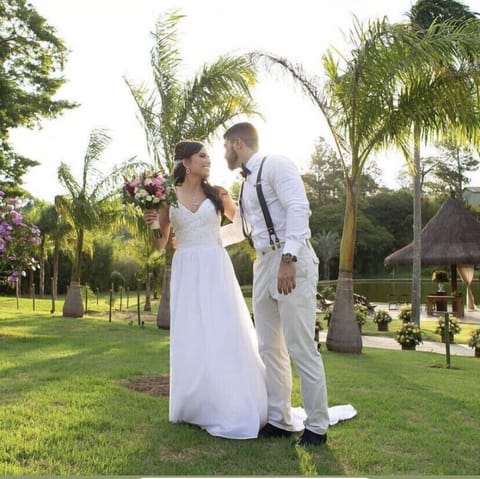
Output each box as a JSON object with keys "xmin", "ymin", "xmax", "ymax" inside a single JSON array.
[{"xmin": 224, "ymin": 122, "xmax": 259, "ymax": 149}]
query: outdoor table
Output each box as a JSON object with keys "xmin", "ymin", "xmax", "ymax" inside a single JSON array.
[{"xmin": 426, "ymin": 295, "xmax": 464, "ymax": 318}]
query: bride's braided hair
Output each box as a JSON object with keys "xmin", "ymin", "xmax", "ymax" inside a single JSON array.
[{"xmin": 173, "ymin": 141, "xmax": 224, "ymax": 215}]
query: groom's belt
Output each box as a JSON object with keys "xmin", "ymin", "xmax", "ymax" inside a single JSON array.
[
  {"xmin": 255, "ymin": 239, "xmax": 313, "ymax": 256},
  {"xmin": 256, "ymin": 242, "xmax": 285, "ymax": 255}
]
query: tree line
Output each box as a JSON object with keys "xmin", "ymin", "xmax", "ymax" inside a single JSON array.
[{"xmin": 2, "ymin": 0, "xmax": 480, "ymax": 354}]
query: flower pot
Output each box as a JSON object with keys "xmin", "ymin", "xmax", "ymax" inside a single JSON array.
[
  {"xmin": 377, "ymin": 322, "xmax": 389, "ymax": 332},
  {"xmin": 475, "ymin": 348, "xmax": 480, "ymax": 358},
  {"xmin": 441, "ymin": 333, "xmax": 455, "ymax": 344},
  {"xmin": 401, "ymin": 344, "xmax": 416, "ymax": 351}
]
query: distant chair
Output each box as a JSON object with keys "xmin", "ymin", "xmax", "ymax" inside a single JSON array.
[
  {"xmin": 316, "ymin": 292, "xmax": 334, "ymax": 312},
  {"xmin": 388, "ymin": 294, "xmax": 399, "ymax": 310},
  {"xmin": 399, "ymin": 294, "xmax": 409, "ymax": 305}
]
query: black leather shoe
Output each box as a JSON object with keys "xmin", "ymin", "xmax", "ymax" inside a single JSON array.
[
  {"xmin": 295, "ymin": 429, "xmax": 327, "ymax": 447},
  {"xmin": 259, "ymin": 423, "xmax": 293, "ymax": 438}
]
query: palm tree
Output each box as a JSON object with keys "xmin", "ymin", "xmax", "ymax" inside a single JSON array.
[
  {"xmin": 253, "ymin": 17, "xmax": 480, "ymax": 352},
  {"xmin": 404, "ymin": 0, "xmax": 479, "ymax": 325},
  {"xmin": 49, "ymin": 210, "xmax": 72, "ymax": 301},
  {"xmin": 28, "ymin": 202, "xmax": 57, "ymax": 298},
  {"xmin": 312, "ymin": 230, "xmax": 340, "ymax": 280},
  {"xmin": 126, "ymin": 10, "xmax": 258, "ymax": 328},
  {"xmin": 56, "ymin": 129, "xmax": 130, "ymax": 317}
]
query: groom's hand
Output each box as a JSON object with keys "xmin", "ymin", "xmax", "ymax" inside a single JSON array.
[{"xmin": 277, "ymin": 262, "xmax": 296, "ymax": 295}]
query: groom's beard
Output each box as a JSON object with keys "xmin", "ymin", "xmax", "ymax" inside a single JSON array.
[{"xmin": 226, "ymin": 150, "xmax": 239, "ymax": 171}]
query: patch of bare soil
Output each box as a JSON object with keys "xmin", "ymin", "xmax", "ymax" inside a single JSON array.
[{"xmin": 122, "ymin": 375, "xmax": 170, "ymax": 397}]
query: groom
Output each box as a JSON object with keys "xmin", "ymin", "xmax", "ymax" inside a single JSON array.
[{"xmin": 223, "ymin": 122, "xmax": 329, "ymax": 447}]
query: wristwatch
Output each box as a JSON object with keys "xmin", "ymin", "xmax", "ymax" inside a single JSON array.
[{"xmin": 281, "ymin": 253, "xmax": 297, "ymax": 264}]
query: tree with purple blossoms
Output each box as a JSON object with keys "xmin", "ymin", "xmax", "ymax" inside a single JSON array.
[{"xmin": 0, "ymin": 191, "xmax": 41, "ymax": 284}]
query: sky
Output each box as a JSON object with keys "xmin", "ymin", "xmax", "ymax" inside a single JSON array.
[{"xmin": 9, "ymin": 0, "xmax": 480, "ymax": 202}]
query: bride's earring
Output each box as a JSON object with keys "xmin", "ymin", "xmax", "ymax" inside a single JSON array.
[{"xmin": 186, "ymin": 167, "xmax": 191, "ymax": 175}]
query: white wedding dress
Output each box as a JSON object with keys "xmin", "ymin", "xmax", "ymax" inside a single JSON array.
[{"xmin": 168, "ymin": 199, "xmax": 268, "ymax": 439}]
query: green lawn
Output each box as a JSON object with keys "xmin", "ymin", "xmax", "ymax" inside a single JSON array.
[{"xmin": 1, "ymin": 297, "xmax": 480, "ymax": 476}]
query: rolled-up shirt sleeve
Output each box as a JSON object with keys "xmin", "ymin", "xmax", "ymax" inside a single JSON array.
[{"xmin": 268, "ymin": 156, "xmax": 311, "ymax": 257}]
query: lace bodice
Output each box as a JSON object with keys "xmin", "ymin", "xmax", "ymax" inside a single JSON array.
[{"xmin": 169, "ymin": 199, "xmax": 222, "ymax": 250}]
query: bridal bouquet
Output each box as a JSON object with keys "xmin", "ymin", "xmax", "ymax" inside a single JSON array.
[{"xmin": 123, "ymin": 171, "xmax": 177, "ymax": 239}]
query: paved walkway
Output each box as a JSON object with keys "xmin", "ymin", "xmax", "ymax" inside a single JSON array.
[{"xmin": 318, "ymin": 302, "xmax": 480, "ymax": 357}]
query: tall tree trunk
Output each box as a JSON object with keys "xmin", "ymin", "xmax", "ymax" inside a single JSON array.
[
  {"xmin": 157, "ymin": 239, "xmax": 174, "ymax": 329},
  {"xmin": 72, "ymin": 229, "xmax": 83, "ymax": 282},
  {"xmin": 411, "ymin": 125, "xmax": 422, "ymax": 326},
  {"xmin": 39, "ymin": 239, "xmax": 45, "ymax": 298},
  {"xmin": 323, "ymin": 261, "xmax": 330, "ymax": 281},
  {"xmin": 326, "ymin": 178, "xmax": 362, "ymax": 353},
  {"xmin": 52, "ymin": 241, "xmax": 59, "ymax": 299},
  {"xmin": 63, "ymin": 229, "xmax": 84, "ymax": 318}
]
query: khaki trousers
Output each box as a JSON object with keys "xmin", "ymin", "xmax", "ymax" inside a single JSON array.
[{"xmin": 252, "ymin": 241, "xmax": 329, "ymax": 434}]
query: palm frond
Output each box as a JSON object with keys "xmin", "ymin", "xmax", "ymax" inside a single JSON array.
[
  {"xmin": 251, "ymin": 50, "xmax": 350, "ymax": 177},
  {"xmin": 125, "ymin": 79, "xmax": 169, "ymax": 171},
  {"xmin": 177, "ymin": 55, "xmax": 259, "ymax": 141},
  {"xmin": 57, "ymin": 162, "xmax": 81, "ymax": 197},
  {"xmin": 82, "ymin": 129, "xmax": 111, "ymax": 191},
  {"xmin": 151, "ymin": 10, "xmax": 184, "ymax": 155}
]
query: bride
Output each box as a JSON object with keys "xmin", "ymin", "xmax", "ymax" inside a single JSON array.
[{"xmin": 144, "ymin": 140, "xmax": 268, "ymax": 439}]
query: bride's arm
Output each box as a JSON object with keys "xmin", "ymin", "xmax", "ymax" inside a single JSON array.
[
  {"xmin": 215, "ymin": 185, "xmax": 236, "ymax": 221},
  {"xmin": 144, "ymin": 206, "xmax": 171, "ymax": 250},
  {"xmin": 215, "ymin": 185, "xmax": 245, "ymax": 247}
]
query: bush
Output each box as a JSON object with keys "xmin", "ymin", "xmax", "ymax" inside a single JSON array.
[
  {"xmin": 435, "ymin": 316, "xmax": 461, "ymax": 337},
  {"xmin": 354, "ymin": 304, "xmax": 367, "ymax": 328},
  {"xmin": 323, "ymin": 306, "xmax": 333, "ymax": 326},
  {"xmin": 373, "ymin": 309, "xmax": 392, "ymax": 324},
  {"xmin": 395, "ymin": 322, "xmax": 423, "ymax": 347},
  {"xmin": 397, "ymin": 305, "xmax": 412, "ymax": 323},
  {"xmin": 468, "ymin": 329, "xmax": 480, "ymax": 349}
]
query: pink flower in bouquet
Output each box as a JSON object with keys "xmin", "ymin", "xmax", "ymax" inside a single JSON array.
[
  {"xmin": 124, "ymin": 177, "xmax": 141, "ymax": 197},
  {"xmin": 123, "ymin": 171, "xmax": 177, "ymax": 239}
]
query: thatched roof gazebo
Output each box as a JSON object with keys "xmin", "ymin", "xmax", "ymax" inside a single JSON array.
[{"xmin": 384, "ymin": 196, "xmax": 480, "ymax": 309}]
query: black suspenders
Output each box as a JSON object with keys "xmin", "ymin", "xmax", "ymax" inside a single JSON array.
[{"xmin": 239, "ymin": 157, "xmax": 281, "ymax": 250}]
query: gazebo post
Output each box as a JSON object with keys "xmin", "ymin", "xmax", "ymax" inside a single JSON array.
[{"xmin": 450, "ymin": 264, "xmax": 458, "ymax": 292}]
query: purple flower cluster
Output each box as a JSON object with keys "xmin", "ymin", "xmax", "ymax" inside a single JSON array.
[
  {"xmin": 0, "ymin": 191, "xmax": 41, "ymax": 283},
  {"xmin": 123, "ymin": 171, "xmax": 177, "ymax": 209}
]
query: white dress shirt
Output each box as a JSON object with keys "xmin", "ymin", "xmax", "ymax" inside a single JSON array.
[{"xmin": 241, "ymin": 152, "xmax": 311, "ymax": 257}]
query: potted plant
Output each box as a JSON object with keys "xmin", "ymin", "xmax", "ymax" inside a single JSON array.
[
  {"xmin": 435, "ymin": 316, "xmax": 461, "ymax": 343},
  {"xmin": 373, "ymin": 309, "xmax": 392, "ymax": 331},
  {"xmin": 397, "ymin": 305, "xmax": 412, "ymax": 324},
  {"xmin": 314, "ymin": 315, "xmax": 324, "ymax": 344},
  {"xmin": 323, "ymin": 306, "xmax": 333, "ymax": 327},
  {"xmin": 395, "ymin": 322, "xmax": 423, "ymax": 350},
  {"xmin": 468, "ymin": 328, "xmax": 480, "ymax": 358},
  {"xmin": 432, "ymin": 270, "xmax": 449, "ymax": 293},
  {"xmin": 324, "ymin": 304, "xmax": 366, "ymax": 331},
  {"xmin": 354, "ymin": 304, "xmax": 367, "ymax": 331}
]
